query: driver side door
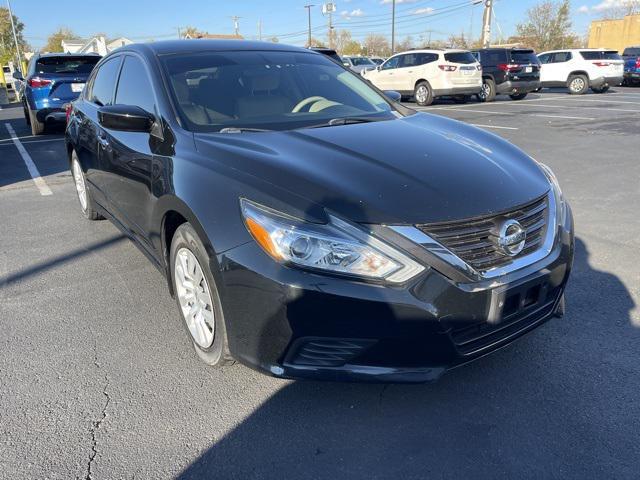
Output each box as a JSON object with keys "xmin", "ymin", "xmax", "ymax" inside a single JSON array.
[{"xmin": 370, "ymin": 55, "xmax": 402, "ymax": 90}]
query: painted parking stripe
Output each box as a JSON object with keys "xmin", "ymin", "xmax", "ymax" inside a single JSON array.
[
  {"xmin": 532, "ymin": 113, "xmax": 596, "ymax": 120},
  {"xmin": 430, "ymin": 107, "xmax": 513, "ymax": 115},
  {"xmin": 471, "ymin": 124, "xmax": 519, "ymax": 130},
  {"xmin": 4, "ymin": 123, "xmax": 53, "ymax": 196},
  {"xmin": 484, "ymin": 102, "xmax": 639, "ymax": 113},
  {"xmin": 0, "ymin": 138, "xmax": 65, "ymax": 146}
]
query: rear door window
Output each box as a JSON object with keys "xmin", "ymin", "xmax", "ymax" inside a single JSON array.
[
  {"xmin": 484, "ymin": 50, "xmax": 509, "ymax": 65},
  {"xmin": 444, "ymin": 51, "xmax": 476, "ymax": 64},
  {"xmin": 623, "ymin": 47, "xmax": 640, "ymax": 57},
  {"xmin": 34, "ymin": 56, "xmax": 100, "ymax": 75},
  {"xmin": 510, "ymin": 50, "xmax": 539, "ymax": 64},
  {"xmin": 551, "ymin": 52, "xmax": 572, "ymax": 63},
  {"xmin": 89, "ymin": 57, "xmax": 122, "ymax": 106}
]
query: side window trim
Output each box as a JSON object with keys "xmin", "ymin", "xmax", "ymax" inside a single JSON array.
[
  {"xmin": 114, "ymin": 53, "xmax": 160, "ymax": 116},
  {"xmin": 88, "ymin": 55, "xmax": 123, "ymax": 107}
]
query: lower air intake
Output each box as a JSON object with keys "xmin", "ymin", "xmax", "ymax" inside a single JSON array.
[{"xmin": 287, "ymin": 338, "xmax": 375, "ymax": 367}]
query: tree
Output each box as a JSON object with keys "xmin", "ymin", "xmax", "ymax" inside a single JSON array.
[
  {"xmin": 342, "ymin": 40, "xmax": 362, "ymax": 56},
  {"xmin": 333, "ymin": 29, "xmax": 353, "ymax": 55},
  {"xmin": 182, "ymin": 26, "xmax": 203, "ymax": 39},
  {"xmin": 0, "ymin": 7, "xmax": 28, "ymax": 66},
  {"xmin": 447, "ymin": 33, "xmax": 470, "ymax": 49},
  {"xmin": 44, "ymin": 27, "xmax": 80, "ymax": 53},
  {"xmin": 599, "ymin": 0, "xmax": 640, "ymax": 19},
  {"xmin": 305, "ymin": 37, "xmax": 326, "ymax": 48},
  {"xmin": 395, "ymin": 35, "xmax": 415, "ymax": 53},
  {"xmin": 515, "ymin": 0, "xmax": 580, "ymax": 52},
  {"xmin": 363, "ymin": 34, "xmax": 390, "ymax": 57}
]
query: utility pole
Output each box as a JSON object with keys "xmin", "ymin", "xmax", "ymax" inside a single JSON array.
[
  {"xmin": 328, "ymin": 10, "xmax": 333, "ymax": 49},
  {"xmin": 177, "ymin": 26, "xmax": 182, "ymax": 39},
  {"xmin": 6, "ymin": 0, "xmax": 23, "ymax": 72},
  {"xmin": 231, "ymin": 16, "xmax": 241, "ymax": 36},
  {"xmin": 391, "ymin": 0, "xmax": 396, "ymax": 55},
  {"xmin": 480, "ymin": 0, "xmax": 493, "ymax": 48},
  {"xmin": 304, "ymin": 4, "xmax": 315, "ymax": 47}
]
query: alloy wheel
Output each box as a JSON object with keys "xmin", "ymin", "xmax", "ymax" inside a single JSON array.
[
  {"xmin": 72, "ymin": 157, "xmax": 88, "ymax": 212},
  {"xmin": 174, "ymin": 248, "xmax": 216, "ymax": 349},
  {"xmin": 480, "ymin": 82, "xmax": 491, "ymax": 100},
  {"xmin": 570, "ymin": 77, "xmax": 585, "ymax": 93},
  {"xmin": 416, "ymin": 85, "xmax": 428, "ymax": 103}
]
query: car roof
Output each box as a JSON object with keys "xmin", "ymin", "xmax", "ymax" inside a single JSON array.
[
  {"xmin": 393, "ymin": 49, "xmax": 468, "ymax": 55},
  {"xmin": 126, "ymin": 39, "xmax": 310, "ymax": 56},
  {"xmin": 539, "ymin": 48, "xmax": 617, "ymax": 54},
  {"xmin": 36, "ymin": 52, "xmax": 101, "ymax": 59}
]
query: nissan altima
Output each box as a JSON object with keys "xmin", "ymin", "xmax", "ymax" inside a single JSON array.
[{"xmin": 65, "ymin": 40, "xmax": 574, "ymax": 383}]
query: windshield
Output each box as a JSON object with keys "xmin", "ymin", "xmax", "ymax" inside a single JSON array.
[
  {"xmin": 444, "ymin": 52, "xmax": 476, "ymax": 64},
  {"xmin": 623, "ymin": 47, "xmax": 640, "ymax": 57},
  {"xmin": 162, "ymin": 50, "xmax": 395, "ymax": 132},
  {"xmin": 510, "ymin": 50, "xmax": 539, "ymax": 64},
  {"xmin": 35, "ymin": 56, "xmax": 100, "ymax": 74},
  {"xmin": 580, "ymin": 51, "xmax": 622, "ymax": 60},
  {"xmin": 348, "ymin": 57, "xmax": 375, "ymax": 66}
]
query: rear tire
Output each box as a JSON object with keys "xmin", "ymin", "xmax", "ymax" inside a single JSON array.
[
  {"xmin": 24, "ymin": 104, "xmax": 31, "ymax": 126},
  {"xmin": 567, "ymin": 74, "xmax": 589, "ymax": 95},
  {"xmin": 71, "ymin": 150, "xmax": 102, "ymax": 221},
  {"xmin": 477, "ymin": 78, "xmax": 496, "ymax": 102},
  {"xmin": 29, "ymin": 110, "xmax": 45, "ymax": 136},
  {"xmin": 414, "ymin": 81, "xmax": 433, "ymax": 106},
  {"xmin": 452, "ymin": 95, "xmax": 470, "ymax": 104},
  {"xmin": 509, "ymin": 93, "xmax": 528, "ymax": 100},
  {"xmin": 170, "ymin": 223, "xmax": 234, "ymax": 367}
]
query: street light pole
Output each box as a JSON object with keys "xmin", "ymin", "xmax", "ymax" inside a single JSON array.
[
  {"xmin": 304, "ymin": 4, "xmax": 315, "ymax": 47},
  {"xmin": 391, "ymin": 0, "xmax": 396, "ymax": 55},
  {"xmin": 6, "ymin": 0, "xmax": 23, "ymax": 72},
  {"xmin": 480, "ymin": 0, "xmax": 493, "ymax": 48}
]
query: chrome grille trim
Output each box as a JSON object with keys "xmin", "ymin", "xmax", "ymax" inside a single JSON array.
[{"xmin": 389, "ymin": 191, "xmax": 557, "ymax": 281}]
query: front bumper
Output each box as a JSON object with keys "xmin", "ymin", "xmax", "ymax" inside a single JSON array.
[
  {"xmin": 217, "ymin": 204, "xmax": 574, "ymax": 383},
  {"xmin": 496, "ymin": 79, "xmax": 541, "ymax": 95}
]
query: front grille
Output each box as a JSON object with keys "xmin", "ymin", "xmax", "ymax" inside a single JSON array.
[
  {"xmin": 286, "ymin": 339, "xmax": 375, "ymax": 367},
  {"xmin": 416, "ymin": 194, "xmax": 549, "ymax": 273}
]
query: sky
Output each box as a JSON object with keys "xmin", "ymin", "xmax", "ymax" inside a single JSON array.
[{"xmin": 11, "ymin": 0, "xmax": 630, "ymax": 50}]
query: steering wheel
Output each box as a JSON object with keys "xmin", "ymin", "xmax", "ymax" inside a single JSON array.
[{"xmin": 292, "ymin": 96, "xmax": 327, "ymax": 113}]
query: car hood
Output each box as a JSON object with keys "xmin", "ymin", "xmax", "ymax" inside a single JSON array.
[{"xmin": 194, "ymin": 113, "xmax": 550, "ymax": 225}]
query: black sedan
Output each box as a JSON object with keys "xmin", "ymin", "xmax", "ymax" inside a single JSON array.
[{"xmin": 65, "ymin": 40, "xmax": 574, "ymax": 383}]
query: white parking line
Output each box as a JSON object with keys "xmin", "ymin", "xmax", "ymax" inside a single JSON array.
[
  {"xmin": 430, "ymin": 107, "xmax": 513, "ymax": 115},
  {"xmin": 471, "ymin": 124, "xmax": 519, "ymax": 130},
  {"xmin": 4, "ymin": 123, "xmax": 53, "ymax": 196},
  {"xmin": 0, "ymin": 138, "xmax": 65, "ymax": 146},
  {"xmin": 532, "ymin": 113, "xmax": 596, "ymax": 120},
  {"xmin": 486, "ymin": 102, "xmax": 638, "ymax": 113}
]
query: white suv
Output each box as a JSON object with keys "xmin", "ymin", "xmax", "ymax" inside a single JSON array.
[
  {"xmin": 537, "ymin": 49, "xmax": 624, "ymax": 94},
  {"xmin": 362, "ymin": 49, "xmax": 482, "ymax": 106}
]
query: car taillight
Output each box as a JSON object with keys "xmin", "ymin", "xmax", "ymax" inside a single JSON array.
[
  {"xmin": 65, "ymin": 103, "xmax": 72, "ymax": 124},
  {"xmin": 477, "ymin": 65, "xmax": 482, "ymax": 71},
  {"xmin": 635, "ymin": 57, "xmax": 640, "ymax": 68},
  {"xmin": 28, "ymin": 77, "xmax": 52, "ymax": 88},
  {"xmin": 593, "ymin": 61, "xmax": 610, "ymax": 67},
  {"xmin": 438, "ymin": 65, "xmax": 457, "ymax": 72},
  {"xmin": 497, "ymin": 63, "xmax": 520, "ymax": 72}
]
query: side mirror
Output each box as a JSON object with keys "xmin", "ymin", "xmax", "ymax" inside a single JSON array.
[
  {"xmin": 98, "ymin": 104, "xmax": 154, "ymax": 132},
  {"xmin": 12, "ymin": 70, "xmax": 23, "ymax": 81},
  {"xmin": 376, "ymin": 65, "xmax": 381, "ymax": 71},
  {"xmin": 383, "ymin": 90, "xmax": 402, "ymax": 102},
  {"xmin": 343, "ymin": 62, "xmax": 350, "ymax": 67}
]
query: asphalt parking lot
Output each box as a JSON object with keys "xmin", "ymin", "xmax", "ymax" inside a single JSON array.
[{"xmin": 1, "ymin": 87, "xmax": 639, "ymax": 479}]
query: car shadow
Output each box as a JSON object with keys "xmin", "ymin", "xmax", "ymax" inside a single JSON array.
[{"xmin": 176, "ymin": 233, "xmax": 637, "ymax": 479}]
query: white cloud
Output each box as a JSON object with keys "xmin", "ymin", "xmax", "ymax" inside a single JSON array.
[
  {"xmin": 577, "ymin": 5, "xmax": 590, "ymax": 13},
  {"xmin": 341, "ymin": 8, "xmax": 365, "ymax": 19},
  {"xmin": 414, "ymin": 7, "xmax": 435, "ymax": 15},
  {"xmin": 585, "ymin": 0, "xmax": 637, "ymax": 12}
]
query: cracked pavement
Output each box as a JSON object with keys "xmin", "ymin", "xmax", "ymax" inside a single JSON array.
[{"xmin": 1, "ymin": 90, "xmax": 639, "ymax": 479}]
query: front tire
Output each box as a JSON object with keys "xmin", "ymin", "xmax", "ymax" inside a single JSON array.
[
  {"xmin": 71, "ymin": 151, "xmax": 102, "ymax": 220},
  {"xmin": 509, "ymin": 93, "xmax": 528, "ymax": 100},
  {"xmin": 477, "ymin": 78, "xmax": 496, "ymax": 102},
  {"xmin": 567, "ymin": 74, "xmax": 589, "ymax": 95},
  {"xmin": 414, "ymin": 81, "xmax": 433, "ymax": 106},
  {"xmin": 170, "ymin": 223, "xmax": 234, "ymax": 367}
]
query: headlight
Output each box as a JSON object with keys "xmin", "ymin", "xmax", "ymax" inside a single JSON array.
[
  {"xmin": 538, "ymin": 162, "xmax": 566, "ymax": 221},
  {"xmin": 240, "ymin": 199, "xmax": 425, "ymax": 283}
]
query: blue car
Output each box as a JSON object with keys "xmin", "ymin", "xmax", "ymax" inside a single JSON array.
[
  {"xmin": 20, "ymin": 53, "xmax": 101, "ymax": 135},
  {"xmin": 622, "ymin": 46, "xmax": 640, "ymax": 86}
]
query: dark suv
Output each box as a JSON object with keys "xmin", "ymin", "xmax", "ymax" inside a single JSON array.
[{"xmin": 471, "ymin": 48, "xmax": 541, "ymax": 102}]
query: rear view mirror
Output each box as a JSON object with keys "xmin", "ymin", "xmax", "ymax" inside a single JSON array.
[
  {"xmin": 383, "ymin": 90, "xmax": 402, "ymax": 102},
  {"xmin": 98, "ymin": 104, "xmax": 154, "ymax": 132}
]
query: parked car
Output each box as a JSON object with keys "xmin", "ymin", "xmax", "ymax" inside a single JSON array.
[
  {"xmin": 66, "ymin": 40, "xmax": 573, "ymax": 383},
  {"xmin": 537, "ymin": 49, "xmax": 624, "ymax": 94},
  {"xmin": 362, "ymin": 49, "xmax": 482, "ymax": 106},
  {"xmin": 342, "ymin": 56, "xmax": 376, "ymax": 74},
  {"xmin": 471, "ymin": 47, "xmax": 541, "ymax": 102},
  {"xmin": 369, "ymin": 56, "xmax": 385, "ymax": 66},
  {"xmin": 18, "ymin": 53, "xmax": 101, "ymax": 135},
  {"xmin": 621, "ymin": 46, "xmax": 640, "ymax": 86},
  {"xmin": 308, "ymin": 47, "xmax": 342, "ymax": 64}
]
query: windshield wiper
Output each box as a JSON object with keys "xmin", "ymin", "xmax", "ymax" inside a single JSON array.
[
  {"xmin": 306, "ymin": 117, "xmax": 382, "ymax": 129},
  {"xmin": 218, "ymin": 127, "xmax": 273, "ymax": 133}
]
